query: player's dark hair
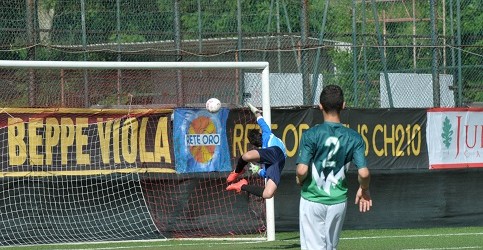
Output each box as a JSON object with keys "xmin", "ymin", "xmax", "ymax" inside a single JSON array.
[
  {"xmin": 319, "ymin": 84, "xmax": 344, "ymax": 114},
  {"xmin": 247, "ymin": 129, "xmax": 262, "ymax": 148}
]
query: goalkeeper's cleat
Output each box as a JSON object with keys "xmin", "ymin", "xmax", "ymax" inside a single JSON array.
[
  {"xmin": 226, "ymin": 179, "xmax": 248, "ymax": 193},
  {"xmin": 247, "ymin": 102, "xmax": 261, "ymax": 115},
  {"xmin": 226, "ymin": 169, "xmax": 245, "ymax": 183},
  {"xmin": 258, "ymin": 168, "xmax": 267, "ymax": 178}
]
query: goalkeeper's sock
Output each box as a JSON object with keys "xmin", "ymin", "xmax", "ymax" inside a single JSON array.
[
  {"xmin": 235, "ymin": 157, "xmax": 248, "ymax": 173},
  {"xmin": 241, "ymin": 185, "xmax": 264, "ymax": 197}
]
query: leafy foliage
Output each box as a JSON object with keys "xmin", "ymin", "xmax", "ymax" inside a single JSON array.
[{"xmin": 0, "ymin": 0, "xmax": 481, "ymax": 107}]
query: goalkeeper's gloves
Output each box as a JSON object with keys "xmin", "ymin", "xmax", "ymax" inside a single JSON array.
[
  {"xmin": 247, "ymin": 103, "xmax": 262, "ymax": 115},
  {"xmin": 249, "ymin": 163, "xmax": 266, "ymax": 178},
  {"xmin": 249, "ymin": 163, "xmax": 260, "ymax": 175}
]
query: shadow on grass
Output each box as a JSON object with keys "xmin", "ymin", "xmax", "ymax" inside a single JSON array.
[{"xmin": 251, "ymin": 244, "xmax": 301, "ymax": 249}]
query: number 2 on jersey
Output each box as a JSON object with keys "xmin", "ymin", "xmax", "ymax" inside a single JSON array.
[{"xmin": 322, "ymin": 136, "xmax": 340, "ymax": 170}]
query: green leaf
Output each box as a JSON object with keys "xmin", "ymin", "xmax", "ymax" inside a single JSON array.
[{"xmin": 441, "ymin": 117, "xmax": 453, "ymax": 149}]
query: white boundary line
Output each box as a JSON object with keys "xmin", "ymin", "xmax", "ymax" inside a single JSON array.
[
  {"xmin": 340, "ymin": 232, "xmax": 483, "ymax": 240},
  {"xmin": 402, "ymin": 247, "xmax": 482, "ymax": 250},
  {"xmin": 1, "ymin": 232, "xmax": 483, "ymax": 250},
  {"xmin": 0, "ymin": 237, "xmax": 266, "ymax": 248},
  {"xmin": 43, "ymin": 241, "xmax": 266, "ymax": 250}
]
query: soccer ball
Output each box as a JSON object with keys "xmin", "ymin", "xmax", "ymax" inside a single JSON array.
[{"xmin": 205, "ymin": 98, "xmax": 221, "ymax": 113}]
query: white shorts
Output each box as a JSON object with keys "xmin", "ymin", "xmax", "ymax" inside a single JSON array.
[{"xmin": 299, "ymin": 197, "xmax": 347, "ymax": 250}]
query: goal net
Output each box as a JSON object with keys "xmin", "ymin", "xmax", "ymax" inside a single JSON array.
[{"xmin": 0, "ymin": 61, "xmax": 274, "ymax": 245}]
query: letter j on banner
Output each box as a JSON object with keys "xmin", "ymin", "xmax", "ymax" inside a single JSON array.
[{"xmin": 173, "ymin": 108, "xmax": 231, "ymax": 173}]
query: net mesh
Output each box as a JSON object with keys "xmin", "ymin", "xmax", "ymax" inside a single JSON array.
[
  {"xmin": 0, "ymin": 68, "xmax": 252, "ymax": 108},
  {"xmin": 0, "ymin": 65, "xmax": 267, "ymax": 245}
]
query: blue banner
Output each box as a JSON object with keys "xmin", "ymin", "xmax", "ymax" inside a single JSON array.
[{"xmin": 173, "ymin": 108, "xmax": 231, "ymax": 173}]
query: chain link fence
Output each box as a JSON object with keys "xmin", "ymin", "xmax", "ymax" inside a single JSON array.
[{"xmin": 0, "ymin": 0, "xmax": 481, "ymax": 108}]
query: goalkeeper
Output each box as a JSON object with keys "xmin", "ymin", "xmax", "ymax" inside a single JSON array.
[{"xmin": 226, "ymin": 103, "xmax": 287, "ymax": 199}]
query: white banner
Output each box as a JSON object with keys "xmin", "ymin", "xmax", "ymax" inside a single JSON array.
[{"xmin": 427, "ymin": 108, "xmax": 483, "ymax": 169}]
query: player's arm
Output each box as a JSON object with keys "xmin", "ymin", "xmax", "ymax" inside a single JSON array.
[
  {"xmin": 256, "ymin": 116, "xmax": 271, "ymax": 135},
  {"xmin": 296, "ymin": 163, "xmax": 308, "ymax": 186},
  {"xmin": 296, "ymin": 132, "xmax": 312, "ymax": 186},
  {"xmin": 355, "ymin": 167, "xmax": 372, "ymax": 212},
  {"xmin": 247, "ymin": 103, "xmax": 271, "ymax": 136},
  {"xmin": 358, "ymin": 167, "xmax": 370, "ymax": 190},
  {"xmin": 353, "ymin": 135, "xmax": 372, "ymax": 212}
]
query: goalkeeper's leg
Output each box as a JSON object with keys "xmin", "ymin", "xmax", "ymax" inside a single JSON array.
[
  {"xmin": 226, "ymin": 157, "xmax": 248, "ymax": 183},
  {"xmin": 227, "ymin": 150, "xmax": 260, "ymax": 183},
  {"xmin": 227, "ymin": 178, "xmax": 277, "ymax": 198},
  {"xmin": 242, "ymin": 179, "xmax": 277, "ymax": 198},
  {"xmin": 234, "ymin": 157, "xmax": 248, "ymax": 173}
]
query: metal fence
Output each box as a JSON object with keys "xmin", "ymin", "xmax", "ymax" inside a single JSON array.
[{"xmin": 0, "ymin": 0, "xmax": 481, "ymax": 108}]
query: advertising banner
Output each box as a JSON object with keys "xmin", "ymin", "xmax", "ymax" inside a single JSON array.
[
  {"xmin": 341, "ymin": 108, "xmax": 428, "ymax": 171},
  {"xmin": 173, "ymin": 108, "xmax": 231, "ymax": 173},
  {"xmin": 227, "ymin": 107, "xmax": 428, "ymax": 172},
  {"xmin": 0, "ymin": 108, "xmax": 174, "ymax": 174},
  {"xmin": 427, "ymin": 108, "xmax": 483, "ymax": 169},
  {"xmin": 1, "ymin": 107, "xmax": 429, "ymax": 174}
]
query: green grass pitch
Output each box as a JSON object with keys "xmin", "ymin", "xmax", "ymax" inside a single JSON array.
[{"xmin": 2, "ymin": 226, "xmax": 482, "ymax": 250}]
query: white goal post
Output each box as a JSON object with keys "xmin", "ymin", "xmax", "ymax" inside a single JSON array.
[{"xmin": 0, "ymin": 60, "xmax": 276, "ymax": 242}]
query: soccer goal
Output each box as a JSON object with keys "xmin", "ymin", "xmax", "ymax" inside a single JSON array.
[{"xmin": 0, "ymin": 60, "xmax": 276, "ymax": 245}]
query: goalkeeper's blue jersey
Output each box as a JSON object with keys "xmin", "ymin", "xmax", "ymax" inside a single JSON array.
[{"xmin": 257, "ymin": 116, "xmax": 287, "ymax": 158}]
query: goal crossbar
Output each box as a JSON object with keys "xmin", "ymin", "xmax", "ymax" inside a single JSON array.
[{"xmin": 0, "ymin": 60, "xmax": 268, "ymax": 70}]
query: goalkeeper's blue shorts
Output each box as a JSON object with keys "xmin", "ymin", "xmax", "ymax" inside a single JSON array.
[{"xmin": 256, "ymin": 146, "xmax": 286, "ymax": 186}]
